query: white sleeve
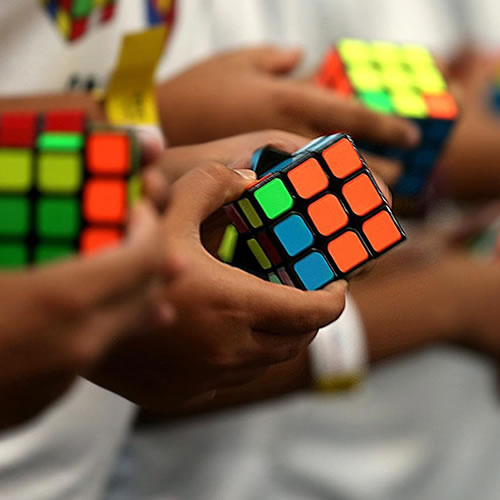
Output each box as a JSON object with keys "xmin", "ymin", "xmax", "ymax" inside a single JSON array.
[{"xmin": 309, "ymin": 293, "xmax": 367, "ymax": 385}]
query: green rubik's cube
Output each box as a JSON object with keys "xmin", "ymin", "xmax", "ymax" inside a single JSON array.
[
  {"xmin": 0, "ymin": 110, "xmax": 140, "ymax": 269},
  {"xmin": 317, "ymin": 39, "xmax": 458, "ymax": 204}
]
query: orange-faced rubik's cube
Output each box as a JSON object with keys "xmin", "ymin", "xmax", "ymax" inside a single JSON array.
[
  {"xmin": 317, "ymin": 39, "xmax": 458, "ymax": 200},
  {"xmin": 40, "ymin": 0, "xmax": 117, "ymax": 42},
  {"xmin": 0, "ymin": 111, "xmax": 140, "ymax": 269},
  {"xmin": 223, "ymin": 134, "xmax": 406, "ymax": 291}
]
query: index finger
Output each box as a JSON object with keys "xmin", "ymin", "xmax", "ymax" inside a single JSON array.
[
  {"xmin": 287, "ymin": 84, "xmax": 421, "ymax": 148},
  {"xmin": 248, "ymin": 276, "xmax": 347, "ymax": 335}
]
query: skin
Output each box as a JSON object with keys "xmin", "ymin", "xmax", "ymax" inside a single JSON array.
[
  {"xmin": 90, "ymin": 163, "xmax": 348, "ymax": 412},
  {"xmin": 156, "ymin": 46, "xmax": 420, "ymax": 149},
  {"xmin": 0, "ymin": 95, "xmax": 350, "ymax": 424},
  {"xmin": 0, "ymin": 201, "xmax": 174, "ymax": 430},
  {"xmin": 438, "ymin": 49, "xmax": 500, "ymax": 199},
  {"xmin": 160, "ymin": 219, "xmax": 500, "ymax": 419}
]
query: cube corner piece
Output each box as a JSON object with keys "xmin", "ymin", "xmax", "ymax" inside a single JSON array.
[{"xmin": 223, "ymin": 134, "xmax": 406, "ymax": 290}]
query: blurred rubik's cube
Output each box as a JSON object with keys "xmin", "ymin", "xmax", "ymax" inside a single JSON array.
[
  {"xmin": 317, "ymin": 39, "xmax": 458, "ymax": 202},
  {"xmin": 40, "ymin": 0, "xmax": 117, "ymax": 42},
  {"xmin": 146, "ymin": 0, "xmax": 176, "ymax": 27},
  {"xmin": 221, "ymin": 134, "xmax": 405, "ymax": 291},
  {"xmin": 0, "ymin": 111, "xmax": 140, "ymax": 269},
  {"xmin": 490, "ymin": 65, "xmax": 500, "ymax": 112}
]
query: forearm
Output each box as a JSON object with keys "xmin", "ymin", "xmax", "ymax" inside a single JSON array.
[
  {"xmin": 351, "ymin": 259, "xmax": 464, "ymax": 362},
  {"xmin": 440, "ymin": 115, "xmax": 500, "ymax": 200}
]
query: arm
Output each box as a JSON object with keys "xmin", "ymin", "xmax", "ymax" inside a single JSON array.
[{"xmin": 159, "ymin": 247, "xmax": 500, "ymax": 419}]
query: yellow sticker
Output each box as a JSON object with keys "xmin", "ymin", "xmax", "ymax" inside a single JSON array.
[{"xmin": 105, "ymin": 26, "xmax": 167, "ymax": 126}]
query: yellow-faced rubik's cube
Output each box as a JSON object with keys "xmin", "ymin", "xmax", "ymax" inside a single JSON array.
[
  {"xmin": 0, "ymin": 111, "xmax": 140, "ymax": 269},
  {"xmin": 40, "ymin": 0, "xmax": 117, "ymax": 42},
  {"xmin": 223, "ymin": 134, "xmax": 406, "ymax": 291},
  {"xmin": 317, "ymin": 39, "xmax": 458, "ymax": 201}
]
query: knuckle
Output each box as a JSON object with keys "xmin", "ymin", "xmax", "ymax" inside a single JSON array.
[
  {"xmin": 197, "ymin": 161, "xmax": 231, "ymax": 184},
  {"xmin": 37, "ymin": 288, "xmax": 90, "ymax": 320},
  {"xmin": 68, "ymin": 336, "xmax": 102, "ymax": 370},
  {"xmin": 211, "ymin": 350, "xmax": 240, "ymax": 371}
]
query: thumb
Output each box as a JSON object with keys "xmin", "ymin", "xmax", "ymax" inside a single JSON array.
[
  {"xmin": 249, "ymin": 46, "xmax": 303, "ymax": 75},
  {"xmin": 166, "ymin": 162, "xmax": 256, "ymax": 235}
]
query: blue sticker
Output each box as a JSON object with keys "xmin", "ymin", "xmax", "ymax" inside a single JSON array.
[
  {"xmin": 273, "ymin": 214, "xmax": 314, "ymax": 257},
  {"xmin": 294, "ymin": 251, "xmax": 335, "ymax": 290}
]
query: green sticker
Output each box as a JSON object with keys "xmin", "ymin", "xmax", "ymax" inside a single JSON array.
[
  {"xmin": 360, "ymin": 91, "xmax": 394, "ymax": 114},
  {"xmin": 35, "ymin": 244, "xmax": 74, "ymax": 265},
  {"xmin": 254, "ymin": 178, "xmax": 293, "ymax": 220},
  {"xmin": 247, "ymin": 239, "xmax": 272, "ymax": 270},
  {"xmin": 217, "ymin": 224, "xmax": 238, "ymax": 263},
  {"xmin": 268, "ymin": 272, "xmax": 282, "ymax": 285},
  {"xmin": 0, "ymin": 197, "xmax": 29, "ymax": 236},
  {"xmin": 0, "ymin": 244, "xmax": 27, "ymax": 269},
  {"xmin": 128, "ymin": 174, "xmax": 141, "ymax": 205},
  {"xmin": 37, "ymin": 198, "xmax": 80, "ymax": 238},
  {"xmin": 37, "ymin": 133, "xmax": 84, "ymax": 152},
  {"xmin": 238, "ymin": 198, "xmax": 262, "ymax": 228},
  {"xmin": 71, "ymin": 0, "xmax": 94, "ymax": 18}
]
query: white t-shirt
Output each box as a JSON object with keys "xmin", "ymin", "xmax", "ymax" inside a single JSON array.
[{"xmin": 0, "ymin": 2, "xmax": 169, "ymax": 499}]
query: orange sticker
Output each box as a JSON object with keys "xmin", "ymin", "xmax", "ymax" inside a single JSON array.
[
  {"xmin": 323, "ymin": 138, "xmax": 362, "ymax": 179},
  {"xmin": 80, "ymin": 228, "xmax": 122, "ymax": 255},
  {"xmin": 287, "ymin": 158, "xmax": 329, "ymax": 199},
  {"xmin": 424, "ymin": 92, "xmax": 458, "ymax": 119},
  {"xmin": 328, "ymin": 230, "xmax": 369, "ymax": 273},
  {"xmin": 342, "ymin": 173, "xmax": 382, "ymax": 216},
  {"xmin": 362, "ymin": 211, "xmax": 403, "ymax": 252},
  {"xmin": 83, "ymin": 180, "xmax": 127, "ymax": 224},
  {"xmin": 87, "ymin": 133, "xmax": 131, "ymax": 174},
  {"xmin": 308, "ymin": 194, "xmax": 348, "ymax": 236}
]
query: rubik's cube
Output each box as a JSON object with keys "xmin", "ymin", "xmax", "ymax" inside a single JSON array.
[
  {"xmin": 317, "ymin": 39, "xmax": 458, "ymax": 201},
  {"xmin": 0, "ymin": 111, "xmax": 140, "ymax": 269},
  {"xmin": 222, "ymin": 134, "xmax": 406, "ymax": 291},
  {"xmin": 490, "ymin": 64, "xmax": 500, "ymax": 112},
  {"xmin": 146, "ymin": 0, "xmax": 176, "ymax": 27},
  {"xmin": 40, "ymin": 0, "xmax": 117, "ymax": 42}
]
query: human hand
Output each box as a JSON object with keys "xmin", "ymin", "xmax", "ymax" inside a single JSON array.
[
  {"xmin": 90, "ymin": 162, "xmax": 348, "ymax": 412},
  {"xmin": 0, "ymin": 201, "xmax": 176, "ymax": 430},
  {"xmin": 156, "ymin": 46, "xmax": 420, "ymax": 150}
]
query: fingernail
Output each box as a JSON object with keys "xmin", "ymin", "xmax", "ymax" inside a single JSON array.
[
  {"xmin": 135, "ymin": 126, "xmax": 166, "ymax": 149},
  {"xmin": 235, "ymin": 169, "xmax": 257, "ymax": 180}
]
